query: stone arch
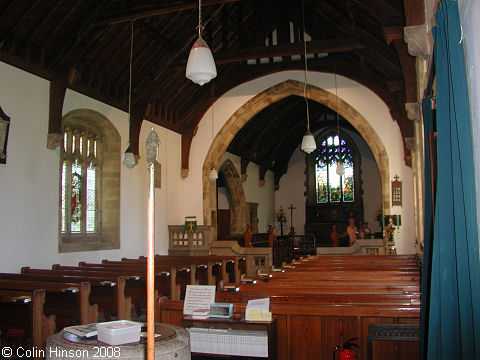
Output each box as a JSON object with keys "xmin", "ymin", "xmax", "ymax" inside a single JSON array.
[
  {"xmin": 218, "ymin": 159, "xmax": 248, "ymax": 236},
  {"xmin": 203, "ymin": 79, "xmax": 390, "ymax": 225}
]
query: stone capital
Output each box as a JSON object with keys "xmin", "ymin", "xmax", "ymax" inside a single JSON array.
[
  {"xmin": 405, "ymin": 102, "xmax": 420, "ymax": 122},
  {"xmin": 47, "ymin": 133, "xmax": 62, "ymax": 150},
  {"xmin": 404, "ymin": 25, "xmax": 430, "ymax": 59},
  {"xmin": 405, "ymin": 137, "xmax": 416, "ymax": 152}
]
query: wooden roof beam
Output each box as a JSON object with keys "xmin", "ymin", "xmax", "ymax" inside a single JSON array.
[
  {"xmin": 97, "ymin": 0, "xmax": 242, "ymax": 25},
  {"xmin": 350, "ymin": 0, "xmax": 403, "ymax": 25},
  {"xmin": 136, "ymin": 1, "xmax": 226, "ymax": 105},
  {"xmin": 214, "ymin": 38, "xmax": 364, "ymax": 65},
  {"xmin": 136, "ymin": 20, "xmax": 175, "ymax": 49},
  {"xmin": 52, "ymin": 3, "xmax": 111, "ymax": 71},
  {"xmin": 314, "ymin": 2, "xmax": 402, "ymax": 75}
]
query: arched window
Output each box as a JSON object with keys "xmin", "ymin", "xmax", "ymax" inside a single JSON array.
[
  {"xmin": 59, "ymin": 110, "xmax": 120, "ymax": 252},
  {"xmin": 315, "ymin": 133, "xmax": 354, "ymax": 203},
  {"xmin": 61, "ymin": 128, "xmax": 100, "ymax": 235},
  {"xmin": 305, "ymin": 127, "xmax": 363, "ymax": 236}
]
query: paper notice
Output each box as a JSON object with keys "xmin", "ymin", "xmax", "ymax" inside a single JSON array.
[
  {"xmin": 183, "ymin": 285, "xmax": 216, "ymax": 315},
  {"xmin": 245, "ymin": 298, "xmax": 271, "ymax": 321}
]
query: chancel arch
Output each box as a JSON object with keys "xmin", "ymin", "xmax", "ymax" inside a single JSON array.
[{"xmin": 202, "ymin": 79, "xmax": 391, "ymax": 228}]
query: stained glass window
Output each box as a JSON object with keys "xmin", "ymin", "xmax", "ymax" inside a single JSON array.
[
  {"xmin": 315, "ymin": 134, "xmax": 354, "ymax": 203},
  {"xmin": 60, "ymin": 128, "xmax": 100, "ymax": 236}
]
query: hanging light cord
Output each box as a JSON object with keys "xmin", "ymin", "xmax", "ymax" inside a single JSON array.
[
  {"xmin": 197, "ymin": 0, "xmax": 203, "ymax": 38},
  {"xmin": 211, "ymin": 83, "xmax": 215, "ymax": 166},
  {"xmin": 334, "ymin": 52, "xmax": 341, "ymax": 163},
  {"xmin": 128, "ymin": 20, "xmax": 134, "ymax": 121},
  {"xmin": 301, "ymin": 0, "xmax": 310, "ymax": 131}
]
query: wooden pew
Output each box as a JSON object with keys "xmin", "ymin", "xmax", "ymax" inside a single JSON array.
[
  {"xmin": 148, "ymin": 254, "xmax": 246, "ymax": 282},
  {"xmin": 0, "ymin": 289, "xmax": 55, "ymax": 359},
  {"xmin": 123, "ymin": 254, "xmax": 246, "ymax": 283},
  {"xmin": 103, "ymin": 259, "xmax": 219, "ymax": 285},
  {"xmin": 53, "ymin": 264, "xmax": 183, "ymax": 301},
  {"xmin": 20, "ymin": 268, "xmax": 132, "ymax": 320},
  {"xmin": 158, "ymin": 254, "xmax": 421, "ymax": 359},
  {"xmin": 288, "ymin": 254, "xmax": 419, "ymax": 266},
  {"xmin": 159, "ymin": 298, "xmax": 420, "ymax": 360},
  {"xmin": 232, "ymin": 281, "xmax": 420, "ymax": 294},
  {"xmin": 0, "ymin": 277, "xmax": 97, "ymax": 325},
  {"xmin": 76, "ymin": 262, "xmax": 202, "ymax": 290},
  {"xmin": 216, "ymin": 291, "xmax": 420, "ymax": 306}
]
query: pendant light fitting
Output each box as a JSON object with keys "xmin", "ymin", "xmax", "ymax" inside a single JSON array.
[
  {"xmin": 186, "ymin": 0, "xmax": 217, "ymax": 86},
  {"xmin": 208, "ymin": 83, "xmax": 218, "ymax": 181},
  {"xmin": 122, "ymin": 20, "xmax": 137, "ymax": 168},
  {"xmin": 300, "ymin": 0, "xmax": 316, "ymax": 154},
  {"xmin": 334, "ymin": 53, "xmax": 345, "ymax": 176}
]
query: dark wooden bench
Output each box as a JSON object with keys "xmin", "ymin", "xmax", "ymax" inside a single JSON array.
[
  {"xmin": 216, "ymin": 290, "xmax": 420, "ymax": 306},
  {"xmin": 20, "ymin": 267, "xmax": 132, "ymax": 320},
  {"xmin": 235, "ymin": 280, "xmax": 420, "ymax": 294},
  {"xmin": 158, "ymin": 298, "xmax": 420, "ymax": 360},
  {"xmin": 0, "ymin": 289, "xmax": 55, "ymax": 359},
  {"xmin": 135, "ymin": 254, "xmax": 246, "ymax": 283},
  {"xmin": 161, "ymin": 254, "xmax": 420, "ymax": 359},
  {"xmin": 54, "ymin": 263, "xmax": 186, "ymax": 301},
  {"xmin": 0, "ymin": 276, "xmax": 97, "ymax": 325}
]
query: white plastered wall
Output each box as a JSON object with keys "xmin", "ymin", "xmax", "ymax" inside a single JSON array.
[
  {"xmin": 187, "ymin": 71, "xmax": 416, "ymax": 254},
  {"xmin": 0, "ymin": 61, "xmax": 182, "ymax": 272}
]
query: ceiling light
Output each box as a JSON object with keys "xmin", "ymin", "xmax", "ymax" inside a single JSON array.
[
  {"xmin": 300, "ymin": 0, "xmax": 316, "ymax": 154},
  {"xmin": 336, "ymin": 161, "xmax": 345, "ymax": 176},
  {"xmin": 208, "ymin": 168, "xmax": 218, "ymax": 180},
  {"xmin": 122, "ymin": 149, "xmax": 136, "ymax": 168},
  {"xmin": 301, "ymin": 129, "xmax": 316, "ymax": 154},
  {"xmin": 334, "ymin": 52, "xmax": 344, "ymax": 176},
  {"xmin": 208, "ymin": 84, "xmax": 218, "ymax": 181},
  {"xmin": 123, "ymin": 20, "xmax": 137, "ymax": 168},
  {"xmin": 186, "ymin": 0, "xmax": 217, "ymax": 85}
]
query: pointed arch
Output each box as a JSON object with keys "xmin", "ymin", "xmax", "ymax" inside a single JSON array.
[
  {"xmin": 218, "ymin": 159, "xmax": 248, "ymax": 235},
  {"xmin": 203, "ymin": 79, "xmax": 390, "ymax": 225}
]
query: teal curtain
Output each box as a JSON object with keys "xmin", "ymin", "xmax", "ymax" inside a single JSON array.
[
  {"xmin": 428, "ymin": 0, "xmax": 480, "ymax": 359},
  {"xmin": 420, "ymin": 97, "xmax": 434, "ymax": 359}
]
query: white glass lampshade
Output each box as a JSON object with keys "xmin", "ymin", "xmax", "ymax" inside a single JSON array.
[
  {"xmin": 301, "ymin": 130, "xmax": 316, "ymax": 154},
  {"xmin": 122, "ymin": 151, "xmax": 136, "ymax": 168},
  {"xmin": 208, "ymin": 167, "xmax": 218, "ymax": 181},
  {"xmin": 336, "ymin": 161, "xmax": 345, "ymax": 176},
  {"xmin": 186, "ymin": 37, "xmax": 217, "ymax": 86}
]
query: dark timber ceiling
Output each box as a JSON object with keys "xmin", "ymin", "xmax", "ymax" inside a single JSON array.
[{"xmin": 0, "ymin": 0, "xmax": 424, "ymax": 180}]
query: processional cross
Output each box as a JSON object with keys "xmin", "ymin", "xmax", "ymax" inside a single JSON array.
[{"xmin": 288, "ymin": 204, "xmax": 296, "ymax": 235}]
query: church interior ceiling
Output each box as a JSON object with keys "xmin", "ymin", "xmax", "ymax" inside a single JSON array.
[{"xmin": 0, "ymin": 0, "xmax": 421, "ymax": 174}]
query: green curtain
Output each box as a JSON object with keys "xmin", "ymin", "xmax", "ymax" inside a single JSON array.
[{"xmin": 428, "ymin": 0, "xmax": 480, "ymax": 359}]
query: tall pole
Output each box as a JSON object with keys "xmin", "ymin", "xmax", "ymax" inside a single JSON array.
[{"xmin": 145, "ymin": 128, "xmax": 159, "ymax": 360}]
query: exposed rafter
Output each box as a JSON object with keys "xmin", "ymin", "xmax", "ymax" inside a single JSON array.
[{"xmin": 0, "ymin": 0, "xmax": 421, "ymax": 174}]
